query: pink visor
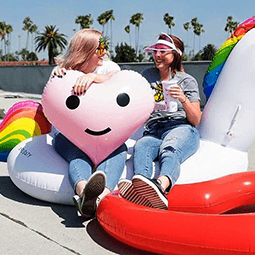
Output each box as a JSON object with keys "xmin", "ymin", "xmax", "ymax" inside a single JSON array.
[{"xmin": 144, "ymin": 33, "xmax": 182, "ymax": 55}]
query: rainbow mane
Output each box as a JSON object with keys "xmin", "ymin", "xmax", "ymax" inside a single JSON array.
[
  {"xmin": 0, "ymin": 100, "xmax": 51, "ymax": 162},
  {"xmin": 203, "ymin": 17, "xmax": 255, "ymax": 100}
]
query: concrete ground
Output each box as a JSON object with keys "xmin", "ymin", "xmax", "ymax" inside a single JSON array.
[
  {"xmin": 0, "ymin": 90, "xmax": 255, "ymax": 255},
  {"xmin": 0, "ymin": 91, "xmax": 156, "ymax": 255}
]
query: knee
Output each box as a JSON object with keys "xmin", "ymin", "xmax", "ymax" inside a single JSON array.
[
  {"xmin": 159, "ymin": 145, "xmax": 179, "ymax": 161},
  {"xmin": 134, "ymin": 137, "xmax": 151, "ymax": 151}
]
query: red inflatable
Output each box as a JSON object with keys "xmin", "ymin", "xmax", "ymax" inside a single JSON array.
[{"xmin": 97, "ymin": 171, "xmax": 255, "ymax": 255}]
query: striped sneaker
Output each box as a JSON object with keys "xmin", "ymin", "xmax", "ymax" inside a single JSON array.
[
  {"xmin": 118, "ymin": 179, "xmax": 152, "ymax": 207},
  {"xmin": 73, "ymin": 171, "xmax": 106, "ymax": 217},
  {"xmin": 132, "ymin": 175, "xmax": 168, "ymax": 210}
]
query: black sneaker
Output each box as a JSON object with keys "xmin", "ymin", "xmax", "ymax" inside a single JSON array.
[
  {"xmin": 73, "ymin": 171, "xmax": 106, "ymax": 217},
  {"xmin": 132, "ymin": 175, "xmax": 168, "ymax": 210},
  {"xmin": 118, "ymin": 179, "xmax": 152, "ymax": 207}
]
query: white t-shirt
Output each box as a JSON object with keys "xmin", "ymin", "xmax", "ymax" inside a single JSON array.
[
  {"xmin": 94, "ymin": 59, "xmax": 121, "ymax": 74},
  {"xmin": 51, "ymin": 59, "xmax": 120, "ymax": 77}
]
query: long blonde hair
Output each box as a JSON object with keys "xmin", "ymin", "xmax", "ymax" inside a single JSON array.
[{"xmin": 55, "ymin": 29, "xmax": 102, "ymax": 70}]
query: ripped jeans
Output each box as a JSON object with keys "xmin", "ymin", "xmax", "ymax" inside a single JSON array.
[
  {"xmin": 133, "ymin": 119, "xmax": 200, "ymax": 187},
  {"xmin": 53, "ymin": 131, "xmax": 127, "ymax": 192}
]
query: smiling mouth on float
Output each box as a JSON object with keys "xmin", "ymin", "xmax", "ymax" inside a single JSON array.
[{"xmin": 85, "ymin": 127, "xmax": 111, "ymax": 136}]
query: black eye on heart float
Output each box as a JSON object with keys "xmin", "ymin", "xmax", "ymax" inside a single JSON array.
[
  {"xmin": 66, "ymin": 95, "xmax": 80, "ymax": 110},
  {"xmin": 66, "ymin": 93, "xmax": 130, "ymax": 110}
]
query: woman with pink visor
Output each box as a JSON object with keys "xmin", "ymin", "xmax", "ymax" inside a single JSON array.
[{"xmin": 119, "ymin": 33, "xmax": 201, "ymax": 210}]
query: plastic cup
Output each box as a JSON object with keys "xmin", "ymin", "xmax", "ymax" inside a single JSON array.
[{"xmin": 162, "ymin": 81, "xmax": 179, "ymax": 112}]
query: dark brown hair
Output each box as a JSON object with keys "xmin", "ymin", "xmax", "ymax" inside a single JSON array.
[{"xmin": 169, "ymin": 35, "xmax": 185, "ymax": 73}]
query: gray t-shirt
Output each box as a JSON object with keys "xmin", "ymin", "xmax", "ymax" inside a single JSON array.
[{"xmin": 142, "ymin": 67, "xmax": 200, "ymax": 127}]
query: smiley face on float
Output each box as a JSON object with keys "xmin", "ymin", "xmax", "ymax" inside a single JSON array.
[
  {"xmin": 42, "ymin": 70, "xmax": 154, "ymax": 166},
  {"xmin": 65, "ymin": 91, "xmax": 131, "ymax": 136}
]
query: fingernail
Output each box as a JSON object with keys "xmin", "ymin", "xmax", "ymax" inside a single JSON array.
[{"xmin": 58, "ymin": 75, "xmax": 63, "ymax": 78}]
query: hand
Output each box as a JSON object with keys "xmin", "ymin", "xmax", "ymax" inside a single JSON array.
[
  {"xmin": 73, "ymin": 73, "xmax": 97, "ymax": 96},
  {"xmin": 169, "ymin": 86, "xmax": 186, "ymax": 103},
  {"xmin": 52, "ymin": 67, "xmax": 69, "ymax": 77}
]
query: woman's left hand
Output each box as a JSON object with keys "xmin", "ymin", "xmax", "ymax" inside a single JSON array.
[
  {"xmin": 73, "ymin": 73, "xmax": 96, "ymax": 95},
  {"xmin": 169, "ymin": 86, "xmax": 186, "ymax": 103}
]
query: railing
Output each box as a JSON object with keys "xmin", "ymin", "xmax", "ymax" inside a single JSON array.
[{"xmin": 0, "ymin": 61, "xmax": 210, "ymax": 107}]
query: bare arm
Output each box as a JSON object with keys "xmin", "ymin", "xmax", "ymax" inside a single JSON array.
[
  {"xmin": 169, "ymin": 86, "xmax": 201, "ymax": 126},
  {"xmin": 73, "ymin": 71, "xmax": 118, "ymax": 95},
  {"xmin": 51, "ymin": 67, "xmax": 118, "ymax": 96}
]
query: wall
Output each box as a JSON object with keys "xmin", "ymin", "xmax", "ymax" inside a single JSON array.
[{"xmin": 0, "ymin": 61, "xmax": 210, "ymax": 106}]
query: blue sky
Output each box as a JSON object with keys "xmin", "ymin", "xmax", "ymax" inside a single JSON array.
[{"xmin": 2, "ymin": 0, "xmax": 255, "ymax": 59}]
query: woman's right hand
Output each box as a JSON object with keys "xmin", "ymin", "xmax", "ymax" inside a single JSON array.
[
  {"xmin": 73, "ymin": 73, "xmax": 97, "ymax": 96},
  {"xmin": 51, "ymin": 67, "xmax": 68, "ymax": 78}
]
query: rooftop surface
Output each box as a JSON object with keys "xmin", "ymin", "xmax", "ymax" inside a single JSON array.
[{"xmin": 1, "ymin": 91, "xmax": 255, "ymax": 255}]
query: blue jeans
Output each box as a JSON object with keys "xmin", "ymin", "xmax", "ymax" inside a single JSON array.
[
  {"xmin": 52, "ymin": 131, "xmax": 127, "ymax": 192},
  {"xmin": 133, "ymin": 120, "xmax": 200, "ymax": 188}
]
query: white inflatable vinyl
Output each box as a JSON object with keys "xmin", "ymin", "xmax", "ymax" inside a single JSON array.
[
  {"xmin": 7, "ymin": 134, "xmax": 74, "ymax": 205},
  {"xmin": 199, "ymin": 28, "xmax": 255, "ymax": 152}
]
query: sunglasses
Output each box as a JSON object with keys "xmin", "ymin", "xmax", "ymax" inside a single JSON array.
[
  {"xmin": 97, "ymin": 38, "xmax": 109, "ymax": 56},
  {"xmin": 153, "ymin": 49, "xmax": 173, "ymax": 56}
]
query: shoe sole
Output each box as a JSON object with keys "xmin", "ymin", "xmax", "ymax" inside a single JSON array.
[
  {"xmin": 81, "ymin": 171, "xmax": 106, "ymax": 217},
  {"xmin": 132, "ymin": 175, "xmax": 168, "ymax": 210},
  {"xmin": 118, "ymin": 180, "xmax": 152, "ymax": 207},
  {"xmin": 73, "ymin": 195, "xmax": 83, "ymax": 216}
]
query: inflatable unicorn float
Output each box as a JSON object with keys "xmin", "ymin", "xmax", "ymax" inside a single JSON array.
[{"xmin": 1, "ymin": 17, "xmax": 255, "ymax": 255}]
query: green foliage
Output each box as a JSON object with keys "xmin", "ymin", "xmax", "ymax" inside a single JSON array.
[
  {"xmin": 190, "ymin": 43, "xmax": 217, "ymax": 61},
  {"xmin": 17, "ymin": 48, "xmax": 29, "ymax": 61},
  {"xmin": 112, "ymin": 43, "xmax": 137, "ymax": 62},
  {"xmin": 191, "ymin": 51, "xmax": 203, "ymax": 61},
  {"xmin": 22, "ymin": 17, "xmax": 38, "ymax": 51},
  {"xmin": 130, "ymin": 13, "xmax": 144, "ymax": 55},
  {"xmin": 75, "ymin": 15, "xmax": 93, "ymax": 29},
  {"xmin": 163, "ymin": 13, "xmax": 175, "ymax": 34},
  {"xmin": 201, "ymin": 44, "xmax": 217, "ymax": 60},
  {"xmin": 35, "ymin": 25, "xmax": 67, "ymax": 65},
  {"xmin": 1, "ymin": 53, "xmax": 18, "ymax": 61},
  {"xmin": 27, "ymin": 52, "xmax": 38, "ymax": 61},
  {"xmin": 224, "ymin": 16, "xmax": 239, "ymax": 35}
]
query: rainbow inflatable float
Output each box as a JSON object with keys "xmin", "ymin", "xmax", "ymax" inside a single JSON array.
[{"xmin": 0, "ymin": 101, "xmax": 51, "ymax": 162}]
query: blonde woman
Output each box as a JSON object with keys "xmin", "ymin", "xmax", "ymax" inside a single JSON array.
[{"xmin": 51, "ymin": 29, "xmax": 127, "ymax": 218}]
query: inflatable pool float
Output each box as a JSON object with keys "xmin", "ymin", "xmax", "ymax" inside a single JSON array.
[
  {"xmin": 96, "ymin": 17, "xmax": 255, "ymax": 254},
  {"xmin": 4, "ymin": 16, "xmax": 255, "ymax": 254},
  {"xmin": 98, "ymin": 172, "xmax": 255, "ymax": 255},
  {"xmin": 0, "ymin": 100, "xmax": 51, "ymax": 162},
  {"xmin": 7, "ymin": 70, "xmax": 155, "ymax": 204}
]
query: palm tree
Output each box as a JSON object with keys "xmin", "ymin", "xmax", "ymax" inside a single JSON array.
[
  {"xmin": 201, "ymin": 44, "xmax": 217, "ymax": 60},
  {"xmin": 183, "ymin": 22, "xmax": 191, "ymax": 53},
  {"xmin": 224, "ymin": 16, "xmax": 239, "ymax": 36},
  {"xmin": 194, "ymin": 23, "xmax": 205, "ymax": 51},
  {"xmin": 75, "ymin": 15, "xmax": 93, "ymax": 29},
  {"xmin": 191, "ymin": 18, "xmax": 199, "ymax": 56},
  {"xmin": 35, "ymin": 25, "xmax": 68, "ymax": 65},
  {"xmin": 97, "ymin": 12, "xmax": 107, "ymax": 35},
  {"xmin": 130, "ymin": 13, "xmax": 144, "ymax": 56},
  {"xmin": 0, "ymin": 22, "xmax": 13, "ymax": 60},
  {"xmin": 124, "ymin": 25, "xmax": 131, "ymax": 46},
  {"xmin": 22, "ymin": 17, "xmax": 33, "ymax": 50},
  {"xmin": 97, "ymin": 10, "xmax": 115, "ymax": 44},
  {"xmin": 163, "ymin": 13, "xmax": 175, "ymax": 34},
  {"xmin": 29, "ymin": 24, "xmax": 38, "ymax": 52},
  {"xmin": 106, "ymin": 10, "xmax": 115, "ymax": 53}
]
